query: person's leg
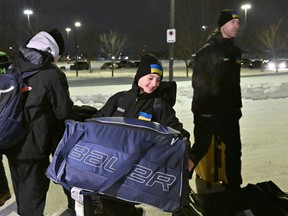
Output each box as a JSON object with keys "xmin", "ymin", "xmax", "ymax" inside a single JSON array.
[
  {"xmin": 190, "ymin": 114, "xmax": 214, "ymax": 166},
  {"xmin": 63, "ymin": 187, "xmax": 76, "ymax": 215},
  {"xmin": 8, "ymin": 158, "xmax": 50, "ymax": 216},
  {"xmin": 0, "ymin": 154, "xmax": 11, "ymax": 206},
  {"xmin": 216, "ymin": 116, "xmax": 242, "ymax": 189}
]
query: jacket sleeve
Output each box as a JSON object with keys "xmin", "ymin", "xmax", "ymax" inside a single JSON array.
[
  {"xmin": 192, "ymin": 47, "xmax": 223, "ymax": 114},
  {"xmin": 156, "ymin": 99, "xmax": 190, "ymax": 140},
  {"xmin": 48, "ymin": 70, "xmax": 73, "ymax": 120},
  {"xmin": 93, "ymin": 91, "xmax": 124, "ymax": 118}
]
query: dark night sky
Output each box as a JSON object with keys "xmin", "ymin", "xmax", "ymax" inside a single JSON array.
[
  {"xmin": 37, "ymin": 0, "xmax": 171, "ymax": 54},
  {"xmin": 22, "ymin": 0, "xmax": 288, "ymax": 55}
]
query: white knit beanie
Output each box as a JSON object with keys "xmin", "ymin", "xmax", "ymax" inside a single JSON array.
[{"xmin": 26, "ymin": 31, "xmax": 60, "ymax": 58}]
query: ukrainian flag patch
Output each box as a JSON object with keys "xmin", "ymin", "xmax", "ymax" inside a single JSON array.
[
  {"xmin": 138, "ymin": 112, "xmax": 152, "ymax": 121},
  {"xmin": 150, "ymin": 64, "xmax": 163, "ymax": 77},
  {"xmin": 231, "ymin": 11, "xmax": 240, "ymax": 19}
]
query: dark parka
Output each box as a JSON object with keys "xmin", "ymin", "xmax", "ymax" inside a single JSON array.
[
  {"xmin": 94, "ymin": 82, "xmax": 190, "ymax": 139},
  {"xmin": 192, "ymin": 29, "xmax": 242, "ymax": 115},
  {"xmin": 6, "ymin": 46, "xmax": 73, "ymax": 159},
  {"xmin": 91, "ymin": 74, "xmax": 191, "ymax": 216}
]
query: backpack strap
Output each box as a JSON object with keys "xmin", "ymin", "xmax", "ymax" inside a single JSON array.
[
  {"xmin": 153, "ymin": 81, "xmax": 177, "ymax": 120},
  {"xmin": 153, "ymin": 97, "xmax": 163, "ymax": 122}
]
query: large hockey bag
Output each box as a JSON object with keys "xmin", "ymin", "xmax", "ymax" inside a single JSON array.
[{"xmin": 46, "ymin": 117, "xmax": 189, "ymax": 212}]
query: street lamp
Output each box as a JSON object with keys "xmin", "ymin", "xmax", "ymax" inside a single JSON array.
[
  {"xmin": 74, "ymin": 22, "xmax": 81, "ymax": 77},
  {"xmin": 241, "ymin": 4, "xmax": 251, "ymax": 28},
  {"xmin": 23, "ymin": 9, "xmax": 33, "ymax": 28},
  {"xmin": 168, "ymin": 0, "xmax": 175, "ymax": 81},
  {"xmin": 202, "ymin": 25, "xmax": 208, "ymax": 31},
  {"xmin": 65, "ymin": 27, "xmax": 71, "ymax": 57}
]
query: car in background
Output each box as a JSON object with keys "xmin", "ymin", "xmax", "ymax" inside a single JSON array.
[
  {"xmin": 100, "ymin": 62, "xmax": 118, "ymax": 70},
  {"xmin": 248, "ymin": 59, "xmax": 264, "ymax": 69},
  {"xmin": 70, "ymin": 61, "xmax": 89, "ymax": 70},
  {"xmin": 116, "ymin": 60, "xmax": 138, "ymax": 69},
  {"xmin": 100, "ymin": 60, "xmax": 139, "ymax": 70},
  {"xmin": 241, "ymin": 58, "xmax": 251, "ymax": 68},
  {"xmin": 265, "ymin": 59, "xmax": 287, "ymax": 70}
]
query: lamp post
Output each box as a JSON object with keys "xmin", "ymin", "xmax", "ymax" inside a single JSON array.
[
  {"xmin": 65, "ymin": 27, "xmax": 71, "ymax": 57},
  {"xmin": 74, "ymin": 22, "xmax": 81, "ymax": 77},
  {"xmin": 241, "ymin": 4, "xmax": 251, "ymax": 28},
  {"xmin": 23, "ymin": 9, "xmax": 33, "ymax": 29},
  {"xmin": 168, "ymin": 0, "xmax": 175, "ymax": 81}
]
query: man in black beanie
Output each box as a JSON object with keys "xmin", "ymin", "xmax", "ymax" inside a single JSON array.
[
  {"xmin": 5, "ymin": 29, "xmax": 73, "ymax": 215},
  {"xmin": 189, "ymin": 9, "xmax": 243, "ymax": 190}
]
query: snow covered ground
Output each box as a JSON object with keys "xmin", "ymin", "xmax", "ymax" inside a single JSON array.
[
  {"xmin": 1, "ymin": 66, "xmax": 288, "ymax": 216},
  {"xmin": 67, "ymin": 67, "xmax": 288, "ymax": 193}
]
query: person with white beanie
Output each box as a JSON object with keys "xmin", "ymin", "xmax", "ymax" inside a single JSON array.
[{"xmin": 4, "ymin": 29, "xmax": 73, "ymax": 216}]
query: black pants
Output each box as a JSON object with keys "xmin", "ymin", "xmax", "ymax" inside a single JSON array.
[
  {"xmin": 0, "ymin": 154, "xmax": 9, "ymax": 194},
  {"xmin": 7, "ymin": 158, "xmax": 50, "ymax": 216},
  {"xmin": 190, "ymin": 113, "xmax": 242, "ymax": 187}
]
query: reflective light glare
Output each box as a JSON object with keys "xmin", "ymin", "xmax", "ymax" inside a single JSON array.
[
  {"xmin": 24, "ymin": 9, "xmax": 33, "ymax": 15},
  {"xmin": 267, "ymin": 62, "xmax": 276, "ymax": 70},
  {"xmin": 267, "ymin": 61, "xmax": 287, "ymax": 70},
  {"xmin": 279, "ymin": 62, "xmax": 286, "ymax": 69},
  {"xmin": 241, "ymin": 4, "xmax": 251, "ymax": 10}
]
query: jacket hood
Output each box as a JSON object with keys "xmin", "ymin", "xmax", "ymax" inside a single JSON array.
[
  {"xmin": 10, "ymin": 46, "xmax": 53, "ymax": 73},
  {"xmin": 26, "ymin": 31, "xmax": 60, "ymax": 58}
]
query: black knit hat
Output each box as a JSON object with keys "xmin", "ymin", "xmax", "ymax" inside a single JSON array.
[
  {"xmin": 134, "ymin": 53, "xmax": 163, "ymax": 83},
  {"xmin": 218, "ymin": 9, "xmax": 240, "ymax": 28},
  {"xmin": 48, "ymin": 29, "xmax": 65, "ymax": 55}
]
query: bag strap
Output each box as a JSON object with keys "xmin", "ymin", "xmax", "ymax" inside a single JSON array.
[
  {"xmin": 54, "ymin": 129, "xmax": 85, "ymax": 175},
  {"xmin": 95, "ymin": 140, "xmax": 156, "ymax": 192},
  {"xmin": 55, "ymin": 126, "xmax": 156, "ymax": 193}
]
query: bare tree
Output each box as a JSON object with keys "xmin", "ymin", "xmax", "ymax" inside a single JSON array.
[
  {"xmin": 78, "ymin": 31, "xmax": 99, "ymax": 73},
  {"xmin": 97, "ymin": 29, "xmax": 129, "ymax": 77},
  {"xmin": 253, "ymin": 20, "xmax": 288, "ymax": 73},
  {"xmin": 175, "ymin": 0, "xmax": 223, "ymax": 76}
]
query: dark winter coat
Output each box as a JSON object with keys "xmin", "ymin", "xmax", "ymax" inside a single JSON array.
[
  {"xmin": 6, "ymin": 46, "xmax": 73, "ymax": 159},
  {"xmin": 94, "ymin": 82, "xmax": 190, "ymax": 139},
  {"xmin": 192, "ymin": 29, "xmax": 242, "ymax": 115}
]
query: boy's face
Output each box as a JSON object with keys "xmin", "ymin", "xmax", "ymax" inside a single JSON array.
[{"xmin": 138, "ymin": 73, "xmax": 161, "ymax": 94}]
